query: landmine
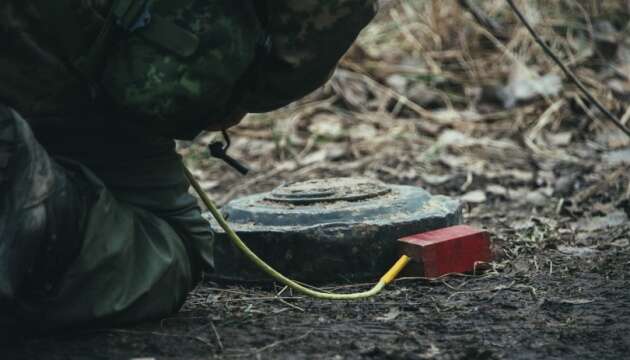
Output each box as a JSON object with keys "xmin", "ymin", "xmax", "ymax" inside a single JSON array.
[{"xmin": 208, "ymin": 178, "xmax": 463, "ymax": 283}]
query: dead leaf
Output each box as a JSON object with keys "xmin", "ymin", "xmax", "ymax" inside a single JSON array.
[
  {"xmin": 555, "ymin": 298, "xmax": 595, "ymax": 305},
  {"xmin": 524, "ymin": 190, "xmax": 549, "ymax": 206},
  {"xmin": 309, "ymin": 114, "xmax": 345, "ymax": 139},
  {"xmin": 386, "ymin": 74, "xmax": 409, "ymax": 93},
  {"xmin": 558, "ymin": 245, "xmax": 599, "ymax": 258},
  {"xmin": 547, "ymin": 132, "xmax": 573, "ymax": 147},
  {"xmin": 301, "ymin": 150, "xmax": 328, "ymax": 165},
  {"xmin": 332, "ymin": 69, "xmax": 372, "ymax": 109},
  {"xmin": 200, "ymin": 180, "xmax": 220, "ymax": 191},
  {"xmin": 611, "ymin": 239, "xmax": 630, "ymax": 248},
  {"xmin": 576, "ymin": 211, "xmax": 629, "ymax": 232},
  {"xmin": 349, "ymin": 123, "xmax": 378, "ymax": 140},
  {"xmin": 603, "ymin": 148, "xmax": 630, "ymax": 166},
  {"xmin": 486, "ymin": 184, "xmax": 508, "ymax": 197},
  {"xmin": 497, "ymin": 66, "xmax": 563, "ymax": 108},
  {"xmin": 461, "ymin": 190, "xmax": 487, "ymax": 204},
  {"xmin": 420, "ymin": 344, "xmax": 441, "ymax": 359},
  {"xmin": 375, "ymin": 307, "xmax": 401, "ymax": 322},
  {"xmin": 422, "ymin": 174, "xmax": 455, "ymax": 185},
  {"xmin": 407, "ymin": 83, "xmax": 444, "ymax": 108},
  {"xmin": 607, "ymin": 79, "xmax": 630, "ymax": 101}
]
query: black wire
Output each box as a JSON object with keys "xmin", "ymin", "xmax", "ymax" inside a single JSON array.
[{"xmin": 505, "ymin": 0, "xmax": 630, "ymax": 138}]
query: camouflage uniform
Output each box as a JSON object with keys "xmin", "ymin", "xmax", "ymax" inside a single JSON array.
[{"xmin": 0, "ymin": 0, "xmax": 379, "ymax": 333}]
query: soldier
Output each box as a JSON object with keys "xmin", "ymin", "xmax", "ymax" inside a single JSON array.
[{"xmin": 0, "ymin": 0, "xmax": 384, "ymax": 335}]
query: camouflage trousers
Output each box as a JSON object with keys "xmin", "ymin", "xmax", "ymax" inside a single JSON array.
[{"xmin": 0, "ymin": 108, "xmax": 213, "ymax": 334}]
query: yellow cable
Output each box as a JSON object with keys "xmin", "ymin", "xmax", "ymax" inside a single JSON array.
[
  {"xmin": 184, "ymin": 167, "xmax": 409, "ymax": 300},
  {"xmin": 380, "ymin": 255, "xmax": 411, "ymax": 285}
]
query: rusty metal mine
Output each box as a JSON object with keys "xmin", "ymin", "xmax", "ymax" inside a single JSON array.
[{"xmin": 209, "ymin": 177, "xmax": 462, "ymax": 282}]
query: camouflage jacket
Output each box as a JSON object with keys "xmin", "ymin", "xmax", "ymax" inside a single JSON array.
[{"xmin": 0, "ymin": 0, "xmax": 379, "ymax": 139}]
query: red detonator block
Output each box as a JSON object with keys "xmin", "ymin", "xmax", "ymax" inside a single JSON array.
[{"xmin": 397, "ymin": 225, "xmax": 492, "ymax": 278}]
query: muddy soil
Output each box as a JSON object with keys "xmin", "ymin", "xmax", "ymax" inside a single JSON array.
[
  {"xmin": 4, "ymin": 163, "xmax": 630, "ymax": 360},
  {"xmin": 5, "ymin": 251, "xmax": 630, "ymax": 360}
]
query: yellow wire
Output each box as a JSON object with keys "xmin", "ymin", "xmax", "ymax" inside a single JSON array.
[{"xmin": 184, "ymin": 166, "xmax": 410, "ymax": 300}]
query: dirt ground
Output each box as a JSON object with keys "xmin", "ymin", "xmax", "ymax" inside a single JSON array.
[{"xmin": 4, "ymin": 1, "xmax": 630, "ymax": 359}]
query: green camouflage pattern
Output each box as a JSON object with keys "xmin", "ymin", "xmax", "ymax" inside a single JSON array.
[
  {"xmin": 105, "ymin": 0, "xmax": 379, "ymax": 138},
  {"xmin": 238, "ymin": 0, "xmax": 379, "ymax": 113},
  {"xmin": 103, "ymin": 0, "xmax": 262, "ymax": 139},
  {"xmin": 0, "ymin": 0, "xmax": 378, "ymax": 139},
  {"xmin": 0, "ymin": 106, "xmax": 213, "ymax": 332},
  {"xmin": 0, "ymin": 1, "xmax": 101, "ymax": 115}
]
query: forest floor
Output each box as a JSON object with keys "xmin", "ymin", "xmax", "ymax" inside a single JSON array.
[{"xmin": 4, "ymin": 1, "xmax": 630, "ymax": 359}]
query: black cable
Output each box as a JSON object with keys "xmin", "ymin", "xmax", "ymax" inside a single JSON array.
[
  {"xmin": 505, "ymin": 0, "xmax": 630, "ymax": 138},
  {"xmin": 458, "ymin": 0, "xmax": 507, "ymax": 40}
]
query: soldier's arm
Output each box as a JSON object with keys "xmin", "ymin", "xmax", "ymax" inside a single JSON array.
[{"xmin": 235, "ymin": 0, "xmax": 382, "ymax": 114}]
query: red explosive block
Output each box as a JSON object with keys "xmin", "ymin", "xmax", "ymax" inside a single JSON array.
[{"xmin": 398, "ymin": 225, "xmax": 492, "ymax": 278}]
